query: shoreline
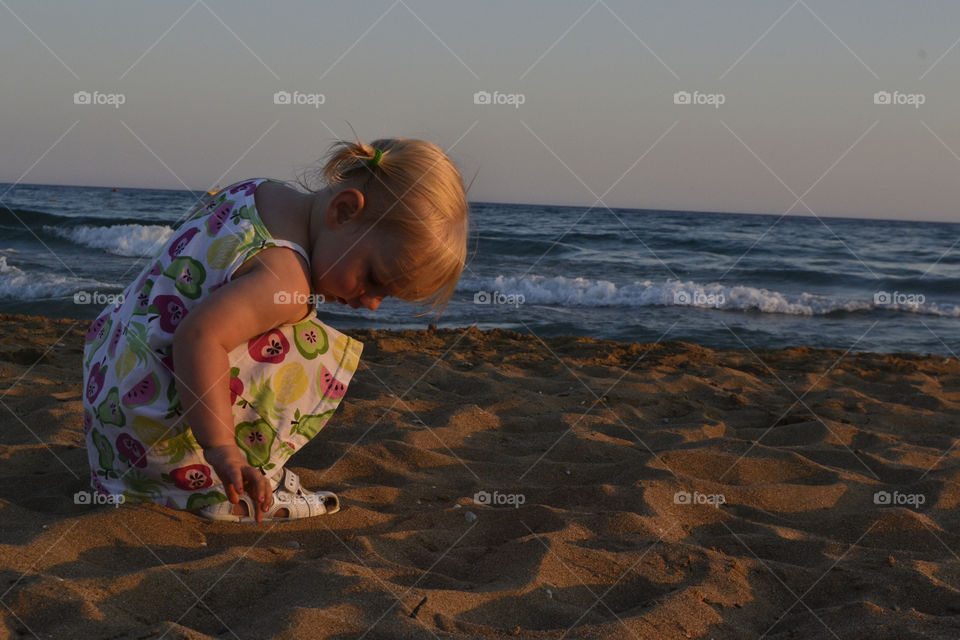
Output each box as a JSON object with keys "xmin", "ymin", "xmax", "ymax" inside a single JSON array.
[
  {"xmin": 1, "ymin": 312, "xmax": 959, "ymax": 638},
  {"xmin": 2, "ymin": 312, "xmax": 955, "ymax": 361}
]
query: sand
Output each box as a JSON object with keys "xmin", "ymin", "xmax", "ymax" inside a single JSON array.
[{"xmin": 1, "ymin": 312, "xmax": 959, "ymax": 639}]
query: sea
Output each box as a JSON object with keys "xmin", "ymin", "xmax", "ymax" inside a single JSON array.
[{"xmin": 1, "ymin": 182, "xmax": 958, "ymax": 356}]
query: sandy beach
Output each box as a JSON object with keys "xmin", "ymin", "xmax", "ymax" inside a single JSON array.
[{"xmin": 1, "ymin": 312, "xmax": 959, "ymax": 639}]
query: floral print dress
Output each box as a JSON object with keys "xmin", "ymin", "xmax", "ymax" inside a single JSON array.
[{"xmin": 81, "ymin": 179, "xmax": 363, "ymax": 510}]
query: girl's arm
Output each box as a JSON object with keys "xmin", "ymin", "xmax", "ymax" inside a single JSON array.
[{"xmin": 172, "ymin": 247, "xmax": 312, "ymax": 519}]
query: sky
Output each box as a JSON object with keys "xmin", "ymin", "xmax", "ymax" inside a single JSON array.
[{"xmin": 1, "ymin": 1, "xmax": 960, "ymax": 222}]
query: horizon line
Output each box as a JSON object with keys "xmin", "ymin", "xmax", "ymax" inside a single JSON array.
[{"xmin": 1, "ymin": 180, "xmax": 955, "ymax": 226}]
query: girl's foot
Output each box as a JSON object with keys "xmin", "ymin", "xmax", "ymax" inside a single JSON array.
[{"xmin": 192, "ymin": 468, "xmax": 340, "ymax": 523}]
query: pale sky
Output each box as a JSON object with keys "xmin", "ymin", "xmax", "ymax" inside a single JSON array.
[{"xmin": 2, "ymin": 1, "xmax": 960, "ymax": 221}]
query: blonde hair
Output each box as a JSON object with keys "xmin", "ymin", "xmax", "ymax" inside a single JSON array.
[{"xmin": 299, "ymin": 136, "xmax": 470, "ymax": 317}]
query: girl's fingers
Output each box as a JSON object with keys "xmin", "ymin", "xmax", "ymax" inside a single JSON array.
[
  {"xmin": 224, "ymin": 483, "xmax": 239, "ymax": 504},
  {"xmin": 239, "ymin": 468, "xmax": 266, "ymax": 504},
  {"xmin": 232, "ymin": 471, "xmax": 245, "ymax": 495},
  {"xmin": 258, "ymin": 476, "xmax": 270, "ymax": 506},
  {"xmin": 259, "ymin": 476, "xmax": 267, "ymax": 502}
]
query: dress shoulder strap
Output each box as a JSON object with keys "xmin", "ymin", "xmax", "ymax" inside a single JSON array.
[
  {"xmin": 268, "ymin": 239, "xmax": 311, "ymax": 265},
  {"xmin": 248, "ymin": 178, "xmax": 311, "ymax": 265}
]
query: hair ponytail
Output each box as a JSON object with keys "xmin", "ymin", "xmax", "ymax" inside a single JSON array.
[{"xmin": 321, "ymin": 138, "xmax": 392, "ymax": 185}]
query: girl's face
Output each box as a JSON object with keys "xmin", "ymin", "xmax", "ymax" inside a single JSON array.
[{"xmin": 310, "ymin": 222, "xmax": 397, "ymax": 311}]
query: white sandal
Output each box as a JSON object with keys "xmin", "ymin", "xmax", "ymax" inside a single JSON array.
[{"xmin": 198, "ymin": 468, "xmax": 340, "ymax": 523}]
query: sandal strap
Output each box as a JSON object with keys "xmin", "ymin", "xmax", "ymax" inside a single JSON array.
[{"xmin": 279, "ymin": 468, "xmax": 302, "ymax": 495}]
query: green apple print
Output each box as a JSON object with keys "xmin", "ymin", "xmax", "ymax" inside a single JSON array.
[
  {"xmin": 123, "ymin": 322, "xmax": 152, "ymax": 366},
  {"xmin": 96, "ymin": 387, "xmax": 126, "ymax": 427},
  {"xmin": 153, "ymin": 428, "xmax": 200, "ymax": 465},
  {"xmin": 275, "ymin": 440, "xmax": 296, "ymax": 462},
  {"xmin": 230, "ymin": 204, "xmax": 256, "ymax": 225},
  {"xmin": 91, "ymin": 429, "xmax": 117, "ymax": 479},
  {"xmin": 290, "ymin": 408, "xmax": 336, "ymax": 439},
  {"xmin": 164, "ymin": 374, "xmax": 182, "ymax": 420},
  {"xmin": 122, "ymin": 469, "xmax": 166, "ymax": 502},
  {"xmin": 293, "ymin": 319, "xmax": 329, "ymax": 359},
  {"xmin": 248, "ymin": 374, "xmax": 281, "ymax": 423},
  {"xmin": 235, "ymin": 418, "xmax": 276, "ymax": 468},
  {"xmin": 163, "ymin": 257, "xmax": 206, "ymax": 299},
  {"xmin": 186, "ymin": 491, "xmax": 228, "ymax": 509}
]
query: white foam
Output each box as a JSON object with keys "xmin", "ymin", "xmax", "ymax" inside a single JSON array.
[
  {"xmin": 458, "ymin": 275, "xmax": 960, "ymax": 318},
  {"xmin": 0, "ymin": 256, "xmax": 117, "ymax": 301},
  {"xmin": 44, "ymin": 223, "xmax": 173, "ymax": 257}
]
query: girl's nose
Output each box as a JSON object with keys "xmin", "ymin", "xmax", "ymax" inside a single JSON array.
[{"xmin": 362, "ymin": 295, "xmax": 381, "ymax": 311}]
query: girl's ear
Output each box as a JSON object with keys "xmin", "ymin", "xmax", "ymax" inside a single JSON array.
[{"xmin": 327, "ymin": 188, "xmax": 365, "ymax": 227}]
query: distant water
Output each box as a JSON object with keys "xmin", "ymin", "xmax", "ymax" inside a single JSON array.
[{"xmin": 1, "ymin": 182, "xmax": 958, "ymax": 355}]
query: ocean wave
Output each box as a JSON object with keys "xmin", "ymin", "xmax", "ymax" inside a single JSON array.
[
  {"xmin": 0, "ymin": 256, "xmax": 119, "ymax": 301},
  {"xmin": 458, "ymin": 275, "xmax": 960, "ymax": 318},
  {"xmin": 43, "ymin": 224, "xmax": 172, "ymax": 257}
]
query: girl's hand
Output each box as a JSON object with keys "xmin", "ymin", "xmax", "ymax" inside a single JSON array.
[{"xmin": 202, "ymin": 444, "xmax": 273, "ymax": 522}]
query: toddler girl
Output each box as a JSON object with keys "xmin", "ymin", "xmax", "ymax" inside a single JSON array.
[{"xmin": 81, "ymin": 137, "xmax": 469, "ymax": 523}]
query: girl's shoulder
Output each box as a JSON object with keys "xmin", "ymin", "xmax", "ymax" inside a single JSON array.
[{"xmin": 220, "ymin": 177, "xmax": 294, "ymax": 197}]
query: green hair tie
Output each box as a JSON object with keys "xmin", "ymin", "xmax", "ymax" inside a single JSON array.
[{"xmin": 367, "ymin": 148, "xmax": 383, "ymax": 168}]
